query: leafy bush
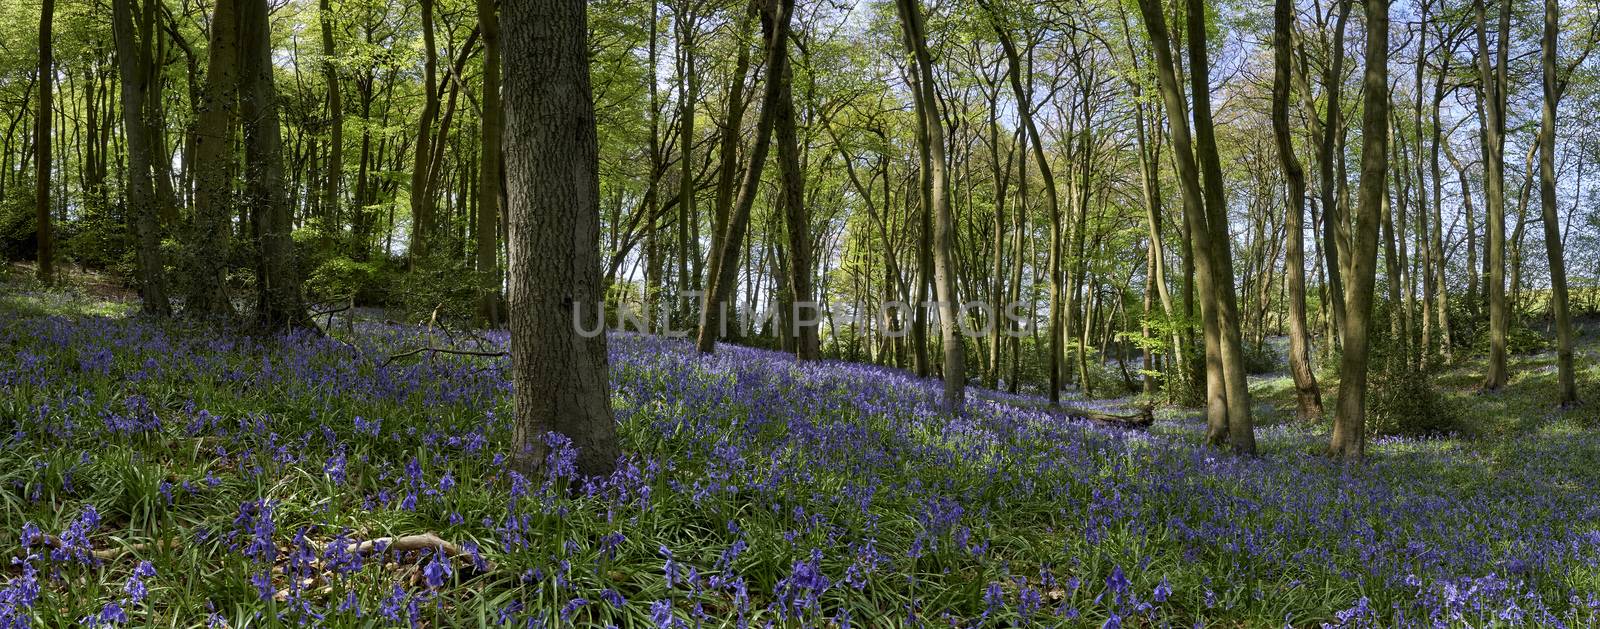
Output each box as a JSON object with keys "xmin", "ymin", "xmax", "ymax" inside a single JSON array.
[
  {"xmin": 0, "ymin": 188, "xmax": 38, "ymax": 261},
  {"xmin": 1366, "ymin": 358, "xmax": 1465, "ymax": 437},
  {"xmin": 1242, "ymin": 341, "xmax": 1283, "ymax": 375},
  {"xmin": 305, "ymin": 256, "xmax": 395, "ymax": 306},
  {"xmin": 391, "ymin": 251, "xmax": 481, "ymax": 326}
]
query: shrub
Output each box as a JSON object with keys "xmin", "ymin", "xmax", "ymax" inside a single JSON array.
[
  {"xmin": 391, "ymin": 251, "xmax": 481, "ymax": 326},
  {"xmin": 1366, "ymin": 357, "xmax": 1465, "ymax": 437},
  {"xmin": 305, "ymin": 256, "xmax": 395, "ymax": 306},
  {"xmin": 1242, "ymin": 341, "xmax": 1283, "ymax": 375}
]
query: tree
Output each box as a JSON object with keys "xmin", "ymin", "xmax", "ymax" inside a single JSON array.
[
  {"xmin": 1185, "ymin": 0, "xmax": 1256, "ymax": 454},
  {"xmin": 1478, "ymin": 0, "xmax": 1511, "ymax": 392},
  {"xmin": 503, "ymin": 0, "xmax": 620, "ymax": 476},
  {"xmin": 320, "ymin": 0, "xmax": 343, "ymax": 241},
  {"xmin": 113, "ymin": 0, "xmax": 172, "ymax": 316},
  {"xmin": 698, "ymin": 0, "xmax": 792, "ymax": 355},
  {"xmin": 35, "ymin": 0, "xmax": 53, "ymax": 285},
  {"xmin": 1538, "ymin": 0, "xmax": 1581, "ymax": 406},
  {"xmin": 239, "ymin": 0, "xmax": 309, "ymax": 329},
  {"xmin": 897, "ymin": 0, "xmax": 966, "ymax": 413},
  {"xmin": 186, "ymin": 0, "xmax": 239, "ymax": 318},
  {"xmin": 408, "ymin": 0, "xmax": 442, "ymax": 263},
  {"xmin": 1329, "ymin": 0, "xmax": 1390, "ymax": 460},
  {"xmin": 981, "ymin": 0, "xmax": 1065, "ymax": 407},
  {"xmin": 1135, "ymin": 0, "xmax": 1255, "ymax": 454},
  {"xmin": 773, "ymin": 2, "xmax": 819, "ymax": 360},
  {"xmin": 1273, "ymin": 0, "xmax": 1324, "ymax": 419},
  {"xmin": 475, "ymin": 0, "xmax": 503, "ymax": 325}
]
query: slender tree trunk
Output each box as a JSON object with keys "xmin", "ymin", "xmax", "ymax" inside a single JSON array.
[
  {"xmin": 475, "ymin": 0, "xmax": 503, "ymax": 325},
  {"xmin": 1539, "ymin": 0, "xmax": 1579, "ymax": 406},
  {"xmin": 696, "ymin": 0, "xmax": 792, "ymax": 354},
  {"xmin": 1135, "ymin": 0, "xmax": 1231, "ymax": 448},
  {"xmin": 35, "ymin": 0, "xmax": 54, "ymax": 285},
  {"xmin": 677, "ymin": 7, "xmax": 698, "ymax": 321},
  {"xmin": 320, "ymin": 0, "xmax": 343, "ymax": 241},
  {"xmin": 983, "ymin": 0, "xmax": 1063, "ymax": 406},
  {"xmin": 1186, "ymin": 0, "xmax": 1256, "ymax": 454},
  {"xmin": 1478, "ymin": 0, "xmax": 1511, "ymax": 391},
  {"xmin": 898, "ymin": 0, "xmax": 966, "ymax": 412},
  {"xmin": 408, "ymin": 0, "xmax": 441, "ymax": 263},
  {"xmin": 1330, "ymin": 0, "xmax": 1389, "ymax": 460},
  {"xmin": 702, "ymin": 8, "xmax": 754, "ymax": 344},
  {"xmin": 1273, "ymin": 0, "xmax": 1324, "ymax": 420}
]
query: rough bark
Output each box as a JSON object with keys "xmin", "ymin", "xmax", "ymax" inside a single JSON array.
[
  {"xmin": 503, "ymin": 0, "xmax": 620, "ymax": 477},
  {"xmin": 36, "ymin": 0, "xmax": 54, "ymax": 285},
  {"xmin": 187, "ymin": 0, "xmax": 239, "ymax": 317}
]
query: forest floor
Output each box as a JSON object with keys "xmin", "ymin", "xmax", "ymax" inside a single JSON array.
[{"xmin": 2, "ymin": 269, "xmax": 1600, "ymax": 628}]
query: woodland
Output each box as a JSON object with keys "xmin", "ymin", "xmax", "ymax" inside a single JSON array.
[{"xmin": 2, "ymin": 0, "xmax": 1600, "ymax": 625}]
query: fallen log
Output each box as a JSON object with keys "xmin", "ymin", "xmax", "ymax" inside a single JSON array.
[{"xmin": 1059, "ymin": 404, "xmax": 1154, "ymax": 430}]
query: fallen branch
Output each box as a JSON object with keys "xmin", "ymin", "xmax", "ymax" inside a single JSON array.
[
  {"xmin": 321, "ymin": 532, "xmax": 494, "ymax": 573},
  {"xmin": 380, "ymin": 306, "xmax": 507, "ymax": 367},
  {"xmin": 1059, "ymin": 404, "xmax": 1154, "ymax": 430},
  {"xmin": 39, "ymin": 535, "xmax": 175, "ymax": 562}
]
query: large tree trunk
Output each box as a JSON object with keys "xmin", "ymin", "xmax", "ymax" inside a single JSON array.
[
  {"xmin": 1539, "ymin": 0, "xmax": 1579, "ymax": 406},
  {"xmin": 239, "ymin": 0, "xmax": 308, "ymax": 330},
  {"xmin": 35, "ymin": 0, "xmax": 54, "ymax": 285},
  {"xmin": 503, "ymin": 0, "xmax": 620, "ymax": 477},
  {"xmin": 1273, "ymin": 0, "xmax": 1324, "ymax": 420},
  {"xmin": 1330, "ymin": 0, "xmax": 1390, "ymax": 460},
  {"xmin": 475, "ymin": 0, "xmax": 502, "ymax": 326},
  {"xmin": 696, "ymin": 0, "xmax": 792, "ymax": 354},
  {"xmin": 186, "ymin": 0, "xmax": 239, "ymax": 317},
  {"xmin": 113, "ymin": 0, "xmax": 172, "ymax": 317},
  {"xmin": 898, "ymin": 0, "xmax": 967, "ymax": 413}
]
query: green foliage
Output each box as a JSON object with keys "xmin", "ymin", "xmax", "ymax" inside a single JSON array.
[
  {"xmin": 0, "ymin": 187, "xmax": 39, "ymax": 262},
  {"xmin": 304, "ymin": 256, "xmax": 395, "ymax": 305},
  {"xmin": 1366, "ymin": 357, "xmax": 1467, "ymax": 438},
  {"xmin": 1241, "ymin": 341, "xmax": 1283, "ymax": 375},
  {"xmin": 391, "ymin": 251, "xmax": 480, "ymax": 326}
]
